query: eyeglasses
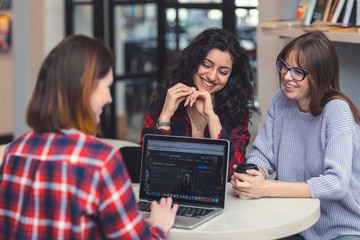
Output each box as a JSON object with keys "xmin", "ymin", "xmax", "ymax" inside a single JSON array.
[{"xmin": 276, "ymin": 58, "xmax": 308, "ymax": 81}]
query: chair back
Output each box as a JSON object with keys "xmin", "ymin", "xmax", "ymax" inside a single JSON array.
[{"xmin": 119, "ymin": 146, "xmax": 142, "ymax": 183}]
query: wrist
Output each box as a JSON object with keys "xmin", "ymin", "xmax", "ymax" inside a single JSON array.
[
  {"xmin": 156, "ymin": 119, "xmax": 171, "ymax": 129},
  {"xmin": 263, "ymin": 180, "xmax": 272, "ymax": 197},
  {"xmin": 152, "ymin": 223, "xmax": 170, "ymax": 234},
  {"xmin": 258, "ymin": 167, "xmax": 266, "ymax": 178},
  {"xmin": 158, "ymin": 111, "xmax": 171, "ymax": 123},
  {"xmin": 205, "ymin": 112, "xmax": 218, "ymax": 121},
  {"xmin": 205, "ymin": 113, "xmax": 220, "ymax": 127},
  {"xmin": 206, "ymin": 113, "xmax": 222, "ymax": 138}
]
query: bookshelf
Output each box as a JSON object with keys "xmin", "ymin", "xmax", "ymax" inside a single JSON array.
[
  {"xmin": 261, "ymin": 27, "xmax": 360, "ymax": 44},
  {"xmin": 256, "ymin": 0, "xmax": 360, "ymax": 130},
  {"xmin": 0, "ymin": 0, "xmax": 12, "ymax": 52}
]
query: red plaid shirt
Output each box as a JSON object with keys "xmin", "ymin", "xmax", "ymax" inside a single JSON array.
[
  {"xmin": 141, "ymin": 103, "xmax": 249, "ymax": 179},
  {"xmin": 0, "ymin": 129, "xmax": 166, "ymax": 240}
]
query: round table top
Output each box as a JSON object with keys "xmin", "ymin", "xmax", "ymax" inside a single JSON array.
[{"xmin": 133, "ymin": 183, "xmax": 320, "ymax": 240}]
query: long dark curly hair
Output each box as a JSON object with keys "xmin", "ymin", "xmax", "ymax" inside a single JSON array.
[{"xmin": 151, "ymin": 27, "xmax": 255, "ymax": 125}]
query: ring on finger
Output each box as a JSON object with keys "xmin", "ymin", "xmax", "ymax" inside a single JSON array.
[{"xmin": 176, "ymin": 88, "xmax": 180, "ymax": 92}]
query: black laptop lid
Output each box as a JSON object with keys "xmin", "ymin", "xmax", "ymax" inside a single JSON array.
[{"xmin": 139, "ymin": 134, "xmax": 229, "ymax": 208}]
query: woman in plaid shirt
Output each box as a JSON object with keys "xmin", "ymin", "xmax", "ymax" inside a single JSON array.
[
  {"xmin": 0, "ymin": 35, "xmax": 178, "ymax": 239},
  {"xmin": 141, "ymin": 28, "xmax": 256, "ymax": 179}
]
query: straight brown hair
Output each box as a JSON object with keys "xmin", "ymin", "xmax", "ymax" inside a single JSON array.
[
  {"xmin": 26, "ymin": 35, "xmax": 115, "ymax": 134},
  {"xmin": 277, "ymin": 31, "xmax": 360, "ymax": 123}
]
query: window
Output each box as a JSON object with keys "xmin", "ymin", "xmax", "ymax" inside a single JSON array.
[{"xmin": 65, "ymin": 0, "xmax": 258, "ymax": 142}]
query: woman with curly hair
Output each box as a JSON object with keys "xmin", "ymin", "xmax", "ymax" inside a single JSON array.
[{"xmin": 141, "ymin": 28, "xmax": 255, "ymax": 178}]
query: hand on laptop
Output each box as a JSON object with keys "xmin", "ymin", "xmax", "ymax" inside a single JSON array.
[{"xmin": 146, "ymin": 197, "xmax": 179, "ymax": 233}]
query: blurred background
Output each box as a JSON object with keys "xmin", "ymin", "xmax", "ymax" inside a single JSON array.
[{"xmin": 65, "ymin": 0, "xmax": 259, "ymax": 142}]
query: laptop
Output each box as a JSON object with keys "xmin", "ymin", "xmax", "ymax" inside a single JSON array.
[{"xmin": 138, "ymin": 134, "xmax": 229, "ymax": 229}]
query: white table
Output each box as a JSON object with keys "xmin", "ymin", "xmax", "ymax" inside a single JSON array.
[{"xmin": 133, "ymin": 183, "xmax": 320, "ymax": 240}]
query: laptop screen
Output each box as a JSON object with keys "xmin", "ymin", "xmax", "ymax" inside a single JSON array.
[{"xmin": 139, "ymin": 134, "xmax": 229, "ymax": 208}]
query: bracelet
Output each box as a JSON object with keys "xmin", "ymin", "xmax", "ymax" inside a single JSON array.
[{"xmin": 156, "ymin": 120, "xmax": 171, "ymax": 128}]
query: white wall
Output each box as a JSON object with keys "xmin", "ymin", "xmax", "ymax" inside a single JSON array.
[
  {"xmin": 0, "ymin": 48, "xmax": 13, "ymax": 136},
  {"xmin": 335, "ymin": 42, "xmax": 360, "ymax": 108},
  {"xmin": 0, "ymin": 8, "xmax": 13, "ymax": 136},
  {"xmin": 256, "ymin": 0, "xmax": 284, "ymax": 127},
  {"xmin": 11, "ymin": 0, "xmax": 64, "ymax": 137}
]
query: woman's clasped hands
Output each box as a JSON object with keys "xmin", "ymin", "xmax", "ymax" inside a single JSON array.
[{"xmin": 160, "ymin": 83, "xmax": 214, "ymax": 122}]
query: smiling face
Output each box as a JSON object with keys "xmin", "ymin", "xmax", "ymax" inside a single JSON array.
[
  {"xmin": 90, "ymin": 68, "xmax": 113, "ymax": 123},
  {"xmin": 193, "ymin": 48, "xmax": 233, "ymax": 96},
  {"xmin": 282, "ymin": 52, "xmax": 311, "ymax": 112}
]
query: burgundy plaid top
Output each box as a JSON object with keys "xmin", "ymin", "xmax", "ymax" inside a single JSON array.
[
  {"xmin": 0, "ymin": 129, "xmax": 166, "ymax": 240},
  {"xmin": 141, "ymin": 103, "xmax": 250, "ymax": 179}
]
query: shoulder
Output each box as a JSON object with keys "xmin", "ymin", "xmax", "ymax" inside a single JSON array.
[
  {"xmin": 214, "ymin": 103, "xmax": 246, "ymax": 126},
  {"xmin": 322, "ymin": 99, "xmax": 352, "ymax": 120},
  {"xmin": 271, "ymin": 88, "xmax": 289, "ymax": 107},
  {"xmin": 146, "ymin": 101, "xmax": 163, "ymax": 116},
  {"xmin": 82, "ymin": 134, "xmax": 122, "ymax": 158},
  {"xmin": 268, "ymin": 89, "xmax": 291, "ymax": 118},
  {"xmin": 6, "ymin": 131, "xmax": 47, "ymax": 154},
  {"xmin": 5, "ymin": 131, "xmax": 31, "ymax": 154},
  {"xmin": 323, "ymin": 99, "xmax": 351, "ymax": 114},
  {"xmin": 57, "ymin": 130, "xmax": 123, "ymax": 166},
  {"xmin": 322, "ymin": 99, "xmax": 354, "ymax": 133}
]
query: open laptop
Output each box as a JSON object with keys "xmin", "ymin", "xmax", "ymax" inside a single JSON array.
[{"xmin": 138, "ymin": 134, "xmax": 229, "ymax": 229}]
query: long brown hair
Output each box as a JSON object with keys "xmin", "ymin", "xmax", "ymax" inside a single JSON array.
[
  {"xmin": 26, "ymin": 35, "xmax": 115, "ymax": 134},
  {"xmin": 277, "ymin": 31, "xmax": 360, "ymax": 123}
]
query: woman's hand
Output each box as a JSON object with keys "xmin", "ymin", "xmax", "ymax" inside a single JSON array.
[
  {"xmin": 231, "ymin": 165, "xmax": 268, "ymax": 199},
  {"xmin": 185, "ymin": 89, "xmax": 222, "ymax": 138},
  {"xmin": 146, "ymin": 197, "xmax": 178, "ymax": 233},
  {"xmin": 158, "ymin": 83, "xmax": 195, "ymax": 123},
  {"xmin": 184, "ymin": 90, "xmax": 214, "ymax": 119},
  {"xmin": 230, "ymin": 165, "xmax": 312, "ymax": 198}
]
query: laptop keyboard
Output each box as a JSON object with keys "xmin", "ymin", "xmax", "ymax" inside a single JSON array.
[{"xmin": 138, "ymin": 200, "xmax": 215, "ymax": 218}]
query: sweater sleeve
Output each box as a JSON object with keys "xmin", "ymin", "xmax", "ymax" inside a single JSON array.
[
  {"xmin": 246, "ymin": 91, "xmax": 286, "ymax": 179},
  {"xmin": 307, "ymin": 100, "xmax": 355, "ymax": 200}
]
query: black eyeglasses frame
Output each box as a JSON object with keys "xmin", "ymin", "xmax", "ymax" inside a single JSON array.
[{"xmin": 276, "ymin": 58, "xmax": 308, "ymax": 82}]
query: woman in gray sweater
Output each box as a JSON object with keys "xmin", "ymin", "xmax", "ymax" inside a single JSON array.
[{"xmin": 231, "ymin": 31, "xmax": 360, "ymax": 240}]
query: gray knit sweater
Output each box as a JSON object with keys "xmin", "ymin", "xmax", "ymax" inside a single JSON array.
[{"xmin": 248, "ymin": 89, "xmax": 360, "ymax": 240}]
